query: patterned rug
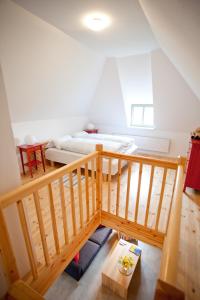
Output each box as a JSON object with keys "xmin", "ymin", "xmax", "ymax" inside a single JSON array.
[{"xmin": 63, "ymin": 173, "xmax": 85, "ymax": 187}]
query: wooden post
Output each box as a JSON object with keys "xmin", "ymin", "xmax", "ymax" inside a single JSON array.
[
  {"xmin": 134, "ymin": 163, "xmax": 143, "ymax": 222},
  {"xmin": 154, "ymin": 279, "xmax": 185, "ymax": 300},
  {"xmin": 91, "ymin": 159, "xmax": 96, "ymax": 215},
  {"xmin": 96, "ymin": 144, "xmax": 103, "ymax": 213},
  {"xmin": 155, "ymin": 168, "xmax": 167, "ymax": 231},
  {"xmin": 59, "ymin": 178, "xmax": 69, "ymax": 245},
  {"xmin": 33, "ymin": 192, "xmax": 50, "ymax": 266},
  {"xmin": 116, "ymin": 159, "xmax": 121, "ymax": 216},
  {"xmin": 0, "ymin": 208, "xmax": 19, "ymax": 283},
  {"xmin": 8, "ymin": 280, "xmax": 45, "ymax": 300},
  {"xmin": 85, "ymin": 163, "xmax": 90, "ymax": 222},
  {"xmin": 166, "ymin": 170, "xmax": 177, "ymax": 232},
  {"xmin": 177, "ymin": 156, "xmax": 186, "ymax": 167},
  {"xmin": 144, "ymin": 166, "xmax": 154, "ymax": 227},
  {"xmin": 107, "ymin": 158, "xmax": 112, "ymax": 213},
  {"xmin": 48, "ymin": 184, "xmax": 60, "ymax": 255},
  {"xmin": 69, "ymin": 173, "xmax": 77, "ymax": 236},
  {"xmin": 159, "ymin": 160, "xmax": 184, "ymax": 285},
  {"xmin": 17, "ymin": 201, "xmax": 38, "ymax": 280},
  {"xmin": 125, "ymin": 161, "xmax": 132, "ymax": 220},
  {"xmin": 77, "ymin": 168, "xmax": 83, "ymax": 228}
]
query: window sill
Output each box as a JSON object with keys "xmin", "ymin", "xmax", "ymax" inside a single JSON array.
[{"xmin": 128, "ymin": 126, "xmax": 155, "ymax": 130}]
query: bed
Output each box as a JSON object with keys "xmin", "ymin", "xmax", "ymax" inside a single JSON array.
[{"xmin": 45, "ymin": 132, "xmax": 137, "ymax": 175}]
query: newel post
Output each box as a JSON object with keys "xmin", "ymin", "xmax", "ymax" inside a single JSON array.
[
  {"xmin": 0, "ymin": 207, "xmax": 20, "ymax": 284},
  {"xmin": 177, "ymin": 156, "xmax": 186, "ymax": 168},
  {"xmin": 96, "ymin": 144, "xmax": 103, "ymax": 215},
  {"xmin": 154, "ymin": 156, "xmax": 185, "ymax": 300}
]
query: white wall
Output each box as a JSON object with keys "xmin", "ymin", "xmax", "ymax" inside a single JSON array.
[
  {"xmin": 88, "ymin": 58, "xmax": 127, "ymax": 126},
  {"xmin": 0, "ymin": 0, "xmax": 105, "ymax": 141},
  {"xmin": 139, "ymin": 0, "xmax": 200, "ymax": 101},
  {"xmin": 0, "ymin": 65, "xmax": 29, "ymax": 297},
  {"xmin": 117, "ymin": 54, "xmax": 153, "ymax": 105},
  {"xmin": 116, "ymin": 53, "xmax": 153, "ymax": 125},
  {"xmin": 89, "ymin": 49, "xmax": 200, "ymax": 156},
  {"xmin": 12, "ymin": 117, "xmax": 89, "ymax": 145}
]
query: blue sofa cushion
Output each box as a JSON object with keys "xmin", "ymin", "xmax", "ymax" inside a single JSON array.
[
  {"xmin": 65, "ymin": 240, "xmax": 100, "ymax": 280},
  {"xmin": 64, "ymin": 260, "xmax": 82, "ymax": 281},
  {"xmin": 89, "ymin": 227, "xmax": 112, "ymax": 246},
  {"xmin": 78, "ymin": 240, "xmax": 100, "ymax": 271}
]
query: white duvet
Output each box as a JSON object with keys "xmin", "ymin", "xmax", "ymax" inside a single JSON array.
[
  {"xmin": 81, "ymin": 133, "xmax": 135, "ymax": 146},
  {"xmin": 60, "ymin": 138, "xmax": 123, "ymax": 155}
]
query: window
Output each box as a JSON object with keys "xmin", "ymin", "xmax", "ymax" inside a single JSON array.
[{"xmin": 131, "ymin": 104, "xmax": 154, "ymax": 128}]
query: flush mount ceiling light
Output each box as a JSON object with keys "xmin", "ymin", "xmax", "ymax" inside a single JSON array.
[{"xmin": 83, "ymin": 12, "xmax": 111, "ymax": 32}]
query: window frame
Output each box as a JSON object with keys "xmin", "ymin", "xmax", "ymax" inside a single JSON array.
[{"xmin": 130, "ymin": 104, "xmax": 154, "ymax": 129}]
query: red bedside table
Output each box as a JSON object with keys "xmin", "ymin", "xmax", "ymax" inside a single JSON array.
[
  {"xmin": 84, "ymin": 129, "xmax": 98, "ymax": 134},
  {"xmin": 18, "ymin": 143, "xmax": 46, "ymax": 178}
]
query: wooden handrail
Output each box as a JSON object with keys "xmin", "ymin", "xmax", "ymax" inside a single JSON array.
[
  {"xmin": 0, "ymin": 151, "xmax": 98, "ymax": 209},
  {"xmin": 101, "ymin": 150, "xmax": 178, "ymax": 169},
  {"xmin": 159, "ymin": 161, "xmax": 184, "ymax": 285}
]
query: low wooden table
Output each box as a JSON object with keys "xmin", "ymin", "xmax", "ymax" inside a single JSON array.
[{"xmin": 102, "ymin": 239, "xmax": 141, "ymax": 299}]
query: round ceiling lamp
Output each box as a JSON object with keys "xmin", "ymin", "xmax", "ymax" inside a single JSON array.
[{"xmin": 83, "ymin": 12, "xmax": 111, "ymax": 32}]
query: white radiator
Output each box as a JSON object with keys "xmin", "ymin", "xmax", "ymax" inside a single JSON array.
[{"xmin": 133, "ymin": 136, "xmax": 170, "ymax": 153}]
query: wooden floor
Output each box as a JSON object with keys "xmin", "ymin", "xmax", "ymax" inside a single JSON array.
[
  {"xmin": 177, "ymin": 188, "xmax": 200, "ymax": 300},
  {"xmin": 20, "ymin": 161, "xmax": 200, "ymax": 300},
  {"xmin": 22, "ymin": 163, "xmax": 97, "ymax": 266},
  {"xmin": 101, "ymin": 163, "xmax": 176, "ymax": 233}
]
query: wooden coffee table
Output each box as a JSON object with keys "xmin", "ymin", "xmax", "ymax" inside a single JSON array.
[{"xmin": 102, "ymin": 239, "xmax": 141, "ymax": 299}]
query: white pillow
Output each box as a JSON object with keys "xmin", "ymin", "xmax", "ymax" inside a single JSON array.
[
  {"xmin": 46, "ymin": 140, "xmax": 55, "ymax": 148},
  {"xmin": 52, "ymin": 135, "xmax": 72, "ymax": 149},
  {"xmin": 72, "ymin": 131, "xmax": 89, "ymax": 138}
]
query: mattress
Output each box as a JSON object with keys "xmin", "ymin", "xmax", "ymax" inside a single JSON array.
[{"xmin": 45, "ymin": 144, "xmax": 137, "ymax": 175}]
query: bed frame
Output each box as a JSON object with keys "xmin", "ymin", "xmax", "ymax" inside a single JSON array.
[{"xmin": 45, "ymin": 145, "xmax": 137, "ymax": 177}]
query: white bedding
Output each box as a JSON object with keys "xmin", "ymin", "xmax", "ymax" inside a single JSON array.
[
  {"xmin": 60, "ymin": 137, "xmax": 123, "ymax": 154},
  {"xmin": 46, "ymin": 132, "xmax": 137, "ymax": 175},
  {"xmin": 81, "ymin": 133, "xmax": 135, "ymax": 146},
  {"xmin": 45, "ymin": 143, "xmax": 137, "ymax": 175}
]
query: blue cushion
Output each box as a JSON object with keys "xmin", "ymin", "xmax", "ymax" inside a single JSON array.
[
  {"xmin": 79, "ymin": 240, "xmax": 100, "ymax": 271},
  {"xmin": 89, "ymin": 227, "xmax": 112, "ymax": 246},
  {"xmin": 65, "ymin": 240, "xmax": 100, "ymax": 280},
  {"xmin": 64, "ymin": 260, "xmax": 82, "ymax": 281}
]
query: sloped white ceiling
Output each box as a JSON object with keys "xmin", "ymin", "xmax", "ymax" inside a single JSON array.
[
  {"xmin": 139, "ymin": 0, "xmax": 200, "ymax": 101},
  {"xmin": 12, "ymin": 0, "xmax": 158, "ymax": 57}
]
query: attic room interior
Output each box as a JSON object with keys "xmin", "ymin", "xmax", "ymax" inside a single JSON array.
[{"xmin": 0, "ymin": 0, "xmax": 200, "ymax": 299}]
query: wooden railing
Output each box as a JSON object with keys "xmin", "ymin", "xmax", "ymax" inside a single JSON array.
[
  {"xmin": 0, "ymin": 150, "xmax": 100, "ymax": 295},
  {"xmin": 0, "ymin": 145, "xmax": 184, "ymax": 298},
  {"xmin": 154, "ymin": 158, "xmax": 185, "ymax": 299},
  {"xmin": 100, "ymin": 149, "xmax": 178, "ymax": 248}
]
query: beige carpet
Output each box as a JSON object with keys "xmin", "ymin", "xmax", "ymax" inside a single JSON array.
[{"xmin": 45, "ymin": 232, "xmax": 161, "ymax": 300}]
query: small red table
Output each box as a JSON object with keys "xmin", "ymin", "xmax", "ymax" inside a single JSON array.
[
  {"xmin": 18, "ymin": 143, "xmax": 46, "ymax": 178},
  {"xmin": 84, "ymin": 129, "xmax": 98, "ymax": 134}
]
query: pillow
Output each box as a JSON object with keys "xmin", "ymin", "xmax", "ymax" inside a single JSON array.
[
  {"xmin": 52, "ymin": 135, "xmax": 72, "ymax": 149},
  {"xmin": 45, "ymin": 140, "xmax": 55, "ymax": 148},
  {"xmin": 74, "ymin": 252, "xmax": 80, "ymax": 264},
  {"xmin": 72, "ymin": 131, "xmax": 88, "ymax": 138}
]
